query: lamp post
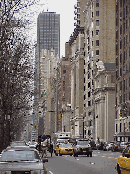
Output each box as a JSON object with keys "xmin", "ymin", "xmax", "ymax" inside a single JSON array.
[{"xmin": 83, "ymin": 116, "xmax": 84, "ymax": 139}]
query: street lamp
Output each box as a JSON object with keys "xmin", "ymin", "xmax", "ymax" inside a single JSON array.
[{"xmin": 83, "ymin": 117, "xmax": 84, "ymax": 138}]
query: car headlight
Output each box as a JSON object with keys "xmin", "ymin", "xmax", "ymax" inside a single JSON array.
[{"xmin": 31, "ymin": 170, "xmax": 45, "ymax": 174}]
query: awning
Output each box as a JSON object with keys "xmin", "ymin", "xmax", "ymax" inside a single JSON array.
[{"xmin": 114, "ymin": 132, "xmax": 130, "ymax": 137}]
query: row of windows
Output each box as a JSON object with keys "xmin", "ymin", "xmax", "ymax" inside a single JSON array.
[{"xmin": 116, "ymin": 92, "xmax": 130, "ymax": 105}]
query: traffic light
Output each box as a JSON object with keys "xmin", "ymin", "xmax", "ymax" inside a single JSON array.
[
  {"xmin": 119, "ymin": 112, "xmax": 122, "ymax": 118},
  {"xmin": 72, "ymin": 126, "xmax": 75, "ymax": 130},
  {"xmin": 58, "ymin": 113, "xmax": 62, "ymax": 119}
]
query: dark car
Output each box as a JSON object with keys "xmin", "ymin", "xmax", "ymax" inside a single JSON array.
[
  {"xmin": 73, "ymin": 139, "xmax": 92, "ymax": 157},
  {"xmin": 111, "ymin": 142, "xmax": 121, "ymax": 152},
  {"xmin": 0, "ymin": 147, "xmax": 48, "ymax": 173}
]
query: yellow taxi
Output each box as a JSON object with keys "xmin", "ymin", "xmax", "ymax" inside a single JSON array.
[
  {"xmin": 116, "ymin": 145, "xmax": 130, "ymax": 174},
  {"xmin": 54, "ymin": 143, "xmax": 73, "ymax": 156}
]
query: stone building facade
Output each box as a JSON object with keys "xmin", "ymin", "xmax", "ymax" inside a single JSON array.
[
  {"xmin": 114, "ymin": 0, "xmax": 130, "ymax": 142},
  {"xmin": 83, "ymin": 0, "xmax": 116, "ymax": 141},
  {"xmin": 93, "ymin": 61, "xmax": 115, "ymax": 142}
]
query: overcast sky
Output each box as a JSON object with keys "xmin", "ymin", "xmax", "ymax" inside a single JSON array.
[{"xmin": 35, "ymin": 0, "xmax": 77, "ymax": 57}]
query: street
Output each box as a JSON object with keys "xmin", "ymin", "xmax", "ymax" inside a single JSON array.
[{"xmin": 44, "ymin": 150, "xmax": 120, "ymax": 174}]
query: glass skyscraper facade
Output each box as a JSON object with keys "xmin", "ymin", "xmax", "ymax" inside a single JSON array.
[{"xmin": 37, "ymin": 12, "xmax": 60, "ymax": 58}]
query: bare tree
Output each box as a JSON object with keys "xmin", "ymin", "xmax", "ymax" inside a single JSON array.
[{"xmin": 0, "ymin": 0, "xmax": 43, "ymax": 149}]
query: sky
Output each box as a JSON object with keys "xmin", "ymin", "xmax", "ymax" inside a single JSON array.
[{"xmin": 35, "ymin": 0, "xmax": 77, "ymax": 57}]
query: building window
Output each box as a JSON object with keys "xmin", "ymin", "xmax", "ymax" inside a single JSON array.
[
  {"xmin": 88, "ymin": 82, "xmax": 91, "ymax": 88},
  {"xmin": 92, "ymin": 12, "xmax": 93, "ymax": 18},
  {"xmin": 96, "ymin": 40, "xmax": 99, "ymax": 46},
  {"xmin": 88, "ymin": 91, "xmax": 91, "ymax": 97},
  {"xmin": 96, "ymin": 50, "xmax": 99, "ymax": 55},
  {"xmin": 116, "ymin": 44, "xmax": 118, "ymax": 55},
  {"xmin": 120, "ymin": 123, "xmax": 122, "ymax": 132},
  {"xmin": 116, "ymin": 30, "xmax": 118, "ymax": 40},
  {"xmin": 63, "ymin": 70, "xmax": 66, "ymax": 74},
  {"xmin": 120, "ymin": 40, "xmax": 122, "ymax": 49},
  {"xmin": 96, "ymin": 20, "xmax": 99, "ymax": 26},
  {"xmin": 88, "ymin": 101, "xmax": 91, "ymax": 106},
  {"xmin": 129, "ymin": 92, "xmax": 130, "ymax": 100},
  {"xmin": 96, "ymin": 11, "xmax": 99, "ymax": 16},
  {"xmin": 120, "ymin": 0, "xmax": 122, "ymax": 7},
  {"xmin": 96, "ymin": 0, "xmax": 99, "ymax": 7},
  {"xmin": 92, "ymin": 31, "xmax": 93, "ymax": 37},
  {"xmin": 120, "ymin": 25, "xmax": 122, "ymax": 35},
  {"xmin": 116, "ymin": 124, "xmax": 118, "ymax": 132},
  {"xmin": 120, "ymin": 53, "xmax": 122, "ymax": 63},
  {"xmin": 96, "ymin": 30, "xmax": 99, "ymax": 35},
  {"xmin": 120, "ymin": 67, "xmax": 122, "ymax": 76},
  {"xmin": 123, "ymin": 22, "xmax": 125, "ymax": 34}
]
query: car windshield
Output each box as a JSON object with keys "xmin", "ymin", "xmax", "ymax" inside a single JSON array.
[
  {"xmin": 60, "ymin": 144, "xmax": 72, "ymax": 148},
  {"xmin": 0, "ymin": 150, "xmax": 40, "ymax": 162},
  {"xmin": 10, "ymin": 142, "xmax": 26, "ymax": 146},
  {"xmin": 57, "ymin": 139, "xmax": 67, "ymax": 143},
  {"xmin": 77, "ymin": 141, "xmax": 90, "ymax": 145}
]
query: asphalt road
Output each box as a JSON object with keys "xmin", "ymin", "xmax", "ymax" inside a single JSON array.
[{"xmin": 44, "ymin": 150, "xmax": 121, "ymax": 174}]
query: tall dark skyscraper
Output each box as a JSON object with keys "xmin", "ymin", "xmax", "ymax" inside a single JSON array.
[{"xmin": 37, "ymin": 12, "xmax": 60, "ymax": 58}]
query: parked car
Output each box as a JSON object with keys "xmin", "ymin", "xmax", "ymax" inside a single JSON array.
[
  {"xmin": 0, "ymin": 146, "xmax": 48, "ymax": 173},
  {"xmin": 73, "ymin": 139, "xmax": 92, "ymax": 157},
  {"xmin": 28, "ymin": 141, "xmax": 38, "ymax": 148},
  {"xmin": 116, "ymin": 145, "xmax": 130, "ymax": 174},
  {"xmin": 103, "ymin": 142, "xmax": 109, "ymax": 151},
  {"xmin": 54, "ymin": 143, "xmax": 73, "ymax": 156},
  {"xmin": 111, "ymin": 142, "xmax": 121, "ymax": 152},
  {"xmin": 104, "ymin": 142, "xmax": 114, "ymax": 151},
  {"xmin": 120, "ymin": 142, "xmax": 128, "ymax": 152}
]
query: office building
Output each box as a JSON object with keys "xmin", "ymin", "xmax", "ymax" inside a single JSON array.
[{"xmin": 115, "ymin": 0, "xmax": 130, "ymax": 142}]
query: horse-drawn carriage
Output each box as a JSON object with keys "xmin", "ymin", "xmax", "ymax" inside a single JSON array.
[{"xmin": 37, "ymin": 134, "xmax": 53, "ymax": 157}]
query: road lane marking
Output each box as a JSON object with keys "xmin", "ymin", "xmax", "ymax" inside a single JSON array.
[
  {"xmin": 93, "ymin": 154, "xmax": 118, "ymax": 159},
  {"xmin": 49, "ymin": 171, "xmax": 53, "ymax": 174}
]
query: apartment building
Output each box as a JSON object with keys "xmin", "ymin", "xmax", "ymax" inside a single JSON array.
[
  {"xmin": 37, "ymin": 49, "xmax": 59, "ymax": 137},
  {"xmin": 83, "ymin": 0, "xmax": 116, "ymax": 141},
  {"xmin": 115, "ymin": 0, "xmax": 130, "ymax": 142},
  {"xmin": 35, "ymin": 12, "xmax": 60, "ymax": 137},
  {"xmin": 60, "ymin": 57, "xmax": 71, "ymax": 132}
]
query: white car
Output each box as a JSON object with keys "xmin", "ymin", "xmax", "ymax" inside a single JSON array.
[
  {"xmin": 120, "ymin": 142, "xmax": 128, "ymax": 152},
  {"xmin": 106, "ymin": 143, "xmax": 114, "ymax": 151}
]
